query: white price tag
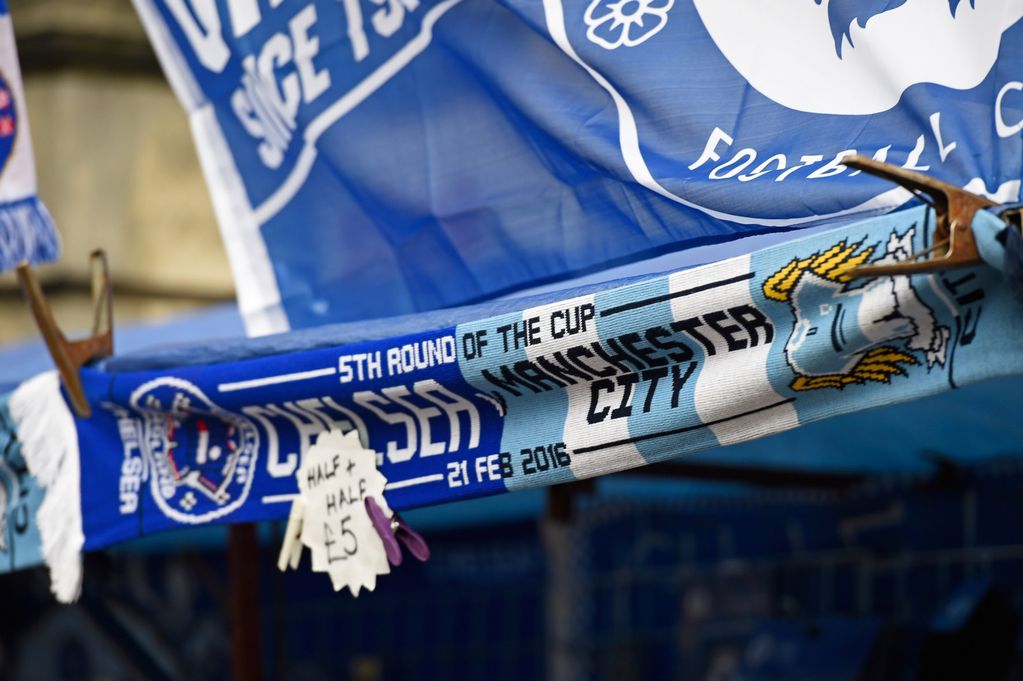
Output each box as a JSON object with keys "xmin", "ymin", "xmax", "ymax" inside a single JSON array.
[{"xmin": 278, "ymin": 428, "xmax": 391, "ymax": 596}]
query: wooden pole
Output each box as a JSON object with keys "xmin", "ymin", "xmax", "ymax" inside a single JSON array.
[
  {"xmin": 229, "ymin": 524, "xmax": 263, "ymax": 681},
  {"xmin": 543, "ymin": 481, "xmax": 593, "ymax": 681}
]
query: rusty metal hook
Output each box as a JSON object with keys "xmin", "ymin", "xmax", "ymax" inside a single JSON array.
[
  {"xmin": 841, "ymin": 155, "xmax": 996, "ymax": 278},
  {"xmin": 16, "ymin": 250, "xmax": 113, "ymax": 417}
]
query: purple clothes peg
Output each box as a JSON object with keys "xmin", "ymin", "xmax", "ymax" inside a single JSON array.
[
  {"xmin": 364, "ymin": 496, "xmax": 431, "ymax": 566},
  {"xmin": 365, "ymin": 496, "xmax": 402, "ymax": 566},
  {"xmin": 394, "ymin": 515, "xmax": 430, "ymax": 562}
]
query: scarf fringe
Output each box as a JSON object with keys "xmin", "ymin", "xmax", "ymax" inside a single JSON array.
[
  {"xmin": 10, "ymin": 371, "xmax": 82, "ymax": 602},
  {"xmin": 0, "ymin": 196, "xmax": 60, "ymax": 270}
]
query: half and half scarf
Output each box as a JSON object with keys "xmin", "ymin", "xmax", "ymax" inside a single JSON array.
[{"xmin": 4, "ymin": 203, "xmax": 1021, "ymax": 601}]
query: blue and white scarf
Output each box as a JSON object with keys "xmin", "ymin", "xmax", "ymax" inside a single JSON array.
[
  {"xmin": 0, "ymin": 0, "xmax": 57, "ymax": 270},
  {"xmin": 0, "ymin": 394, "xmax": 45, "ymax": 575},
  {"xmin": 6, "ymin": 203, "xmax": 1022, "ymax": 601}
]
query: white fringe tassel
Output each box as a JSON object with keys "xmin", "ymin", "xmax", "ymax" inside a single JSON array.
[{"xmin": 10, "ymin": 371, "xmax": 83, "ymax": 602}]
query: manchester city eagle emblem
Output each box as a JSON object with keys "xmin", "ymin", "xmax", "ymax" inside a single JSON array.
[
  {"xmin": 130, "ymin": 377, "xmax": 259, "ymax": 524},
  {"xmin": 764, "ymin": 226, "xmax": 950, "ymax": 391}
]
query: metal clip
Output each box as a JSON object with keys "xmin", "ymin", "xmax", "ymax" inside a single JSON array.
[
  {"xmin": 16, "ymin": 250, "xmax": 113, "ymax": 418},
  {"xmin": 841, "ymin": 155, "xmax": 996, "ymax": 279}
]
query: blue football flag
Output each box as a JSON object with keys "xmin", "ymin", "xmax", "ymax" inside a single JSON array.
[{"xmin": 134, "ymin": 0, "xmax": 1023, "ymax": 333}]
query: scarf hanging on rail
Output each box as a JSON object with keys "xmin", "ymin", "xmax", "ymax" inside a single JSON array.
[{"xmin": 5, "ymin": 203, "xmax": 1023, "ymax": 601}]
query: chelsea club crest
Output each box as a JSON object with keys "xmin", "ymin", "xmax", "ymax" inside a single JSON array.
[
  {"xmin": 130, "ymin": 377, "xmax": 259, "ymax": 524},
  {"xmin": 0, "ymin": 68, "xmax": 17, "ymax": 179}
]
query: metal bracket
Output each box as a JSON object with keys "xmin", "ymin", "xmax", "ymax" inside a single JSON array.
[
  {"xmin": 17, "ymin": 250, "xmax": 113, "ymax": 418},
  {"xmin": 841, "ymin": 155, "xmax": 996, "ymax": 278}
]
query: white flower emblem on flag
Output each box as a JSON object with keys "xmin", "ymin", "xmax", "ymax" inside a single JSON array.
[{"xmin": 584, "ymin": 0, "xmax": 675, "ymax": 49}]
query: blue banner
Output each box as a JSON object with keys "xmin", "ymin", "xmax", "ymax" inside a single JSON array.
[{"xmin": 135, "ymin": 0, "xmax": 1023, "ymax": 333}]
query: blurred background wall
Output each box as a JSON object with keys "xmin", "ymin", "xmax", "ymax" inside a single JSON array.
[{"xmin": 0, "ymin": 0, "xmax": 235, "ymax": 344}]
